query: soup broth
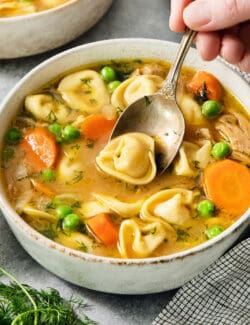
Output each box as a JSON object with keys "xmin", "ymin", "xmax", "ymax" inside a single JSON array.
[
  {"xmin": 2, "ymin": 59, "xmax": 250, "ymax": 259},
  {"xmin": 0, "ymin": 0, "xmax": 70, "ymax": 17}
]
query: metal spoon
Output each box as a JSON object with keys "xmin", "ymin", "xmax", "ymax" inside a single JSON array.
[{"xmin": 110, "ymin": 29, "xmax": 197, "ymax": 173}]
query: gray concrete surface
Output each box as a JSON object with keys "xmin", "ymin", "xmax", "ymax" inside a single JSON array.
[{"xmin": 0, "ymin": 1, "xmax": 188, "ymax": 324}]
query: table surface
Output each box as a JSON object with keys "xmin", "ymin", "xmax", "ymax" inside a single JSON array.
[{"xmin": 0, "ymin": 1, "xmax": 224, "ymax": 324}]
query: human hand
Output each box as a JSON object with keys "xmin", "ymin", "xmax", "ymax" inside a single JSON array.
[{"xmin": 169, "ymin": 0, "xmax": 250, "ymax": 72}]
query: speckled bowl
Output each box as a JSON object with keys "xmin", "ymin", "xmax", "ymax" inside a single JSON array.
[
  {"xmin": 0, "ymin": 39, "xmax": 249, "ymax": 294},
  {"xmin": 0, "ymin": 0, "xmax": 112, "ymax": 58}
]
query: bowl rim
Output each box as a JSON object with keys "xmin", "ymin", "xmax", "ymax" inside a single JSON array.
[
  {"xmin": 0, "ymin": 38, "xmax": 249, "ymax": 266},
  {"xmin": 0, "ymin": 0, "xmax": 83, "ymax": 21}
]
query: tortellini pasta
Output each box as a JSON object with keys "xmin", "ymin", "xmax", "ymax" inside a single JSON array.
[
  {"xmin": 178, "ymin": 94, "xmax": 206, "ymax": 125},
  {"xmin": 174, "ymin": 140, "xmax": 212, "ymax": 177},
  {"xmin": 93, "ymin": 193, "xmax": 144, "ymax": 218},
  {"xmin": 111, "ymin": 75, "xmax": 163, "ymax": 110},
  {"xmin": 57, "ymin": 145, "xmax": 83, "ymax": 183},
  {"xmin": 56, "ymin": 232, "xmax": 95, "ymax": 253},
  {"xmin": 57, "ymin": 70, "xmax": 110, "ymax": 114},
  {"xmin": 25, "ymin": 94, "xmax": 77, "ymax": 125},
  {"xmin": 119, "ymin": 220, "xmax": 168, "ymax": 258},
  {"xmin": 141, "ymin": 188, "xmax": 197, "ymax": 226},
  {"xmin": 22, "ymin": 204, "xmax": 57, "ymax": 222},
  {"xmin": 79, "ymin": 200, "xmax": 111, "ymax": 219},
  {"xmin": 96, "ymin": 132, "xmax": 157, "ymax": 185}
]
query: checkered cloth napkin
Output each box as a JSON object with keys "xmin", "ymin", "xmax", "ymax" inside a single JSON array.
[{"xmin": 152, "ymin": 237, "xmax": 250, "ymax": 325}]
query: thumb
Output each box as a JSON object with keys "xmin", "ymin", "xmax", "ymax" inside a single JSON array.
[{"xmin": 183, "ymin": 0, "xmax": 250, "ymax": 31}]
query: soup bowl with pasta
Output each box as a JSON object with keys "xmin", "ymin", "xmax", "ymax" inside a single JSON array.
[
  {"xmin": 0, "ymin": 39, "xmax": 249, "ymax": 294},
  {"xmin": 0, "ymin": 0, "xmax": 113, "ymax": 58}
]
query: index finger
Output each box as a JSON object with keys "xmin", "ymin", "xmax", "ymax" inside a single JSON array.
[{"xmin": 169, "ymin": 0, "xmax": 193, "ymax": 32}]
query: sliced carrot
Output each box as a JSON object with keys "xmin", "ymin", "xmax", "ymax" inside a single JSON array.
[
  {"xmin": 30, "ymin": 178, "xmax": 55, "ymax": 197},
  {"xmin": 87, "ymin": 213, "xmax": 119, "ymax": 246},
  {"xmin": 187, "ymin": 70, "xmax": 222, "ymax": 101},
  {"xmin": 81, "ymin": 114, "xmax": 117, "ymax": 140},
  {"xmin": 20, "ymin": 127, "xmax": 58, "ymax": 172},
  {"xmin": 203, "ymin": 159, "xmax": 250, "ymax": 216}
]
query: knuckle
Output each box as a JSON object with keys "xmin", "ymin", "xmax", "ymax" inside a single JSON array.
[{"xmin": 225, "ymin": 0, "xmax": 241, "ymax": 19}]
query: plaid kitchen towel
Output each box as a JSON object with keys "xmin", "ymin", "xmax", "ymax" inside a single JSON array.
[{"xmin": 152, "ymin": 237, "xmax": 250, "ymax": 325}]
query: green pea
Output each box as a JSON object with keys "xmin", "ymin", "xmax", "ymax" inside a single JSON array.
[
  {"xmin": 5, "ymin": 128, "xmax": 22, "ymax": 144},
  {"xmin": 62, "ymin": 213, "xmax": 80, "ymax": 230},
  {"xmin": 56, "ymin": 205, "xmax": 73, "ymax": 219},
  {"xmin": 197, "ymin": 200, "xmax": 215, "ymax": 217},
  {"xmin": 107, "ymin": 80, "xmax": 121, "ymax": 92},
  {"xmin": 201, "ymin": 100, "xmax": 221, "ymax": 117},
  {"xmin": 48, "ymin": 123, "xmax": 63, "ymax": 142},
  {"xmin": 100, "ymin": 66, "xmax": 116, "ymax": 82},
  {"xmin": 211, "ymin": 142, "xmax": 230, "ymax": 159},
  {"xmin": 48, "ymin": 123, "xmax": 62, "ymax": 136},
  {"xmin": 205, "ymin": 225, "xmax": 224, "ymax": 239},
  {"xmin": 41, "ymin": 169, "xmax": 56, "ymax": 182},
  {"xmin": 62, "ymin": 125, "xmax": 80, "ymax": 141}
]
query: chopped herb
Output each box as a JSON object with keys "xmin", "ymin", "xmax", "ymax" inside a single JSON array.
[
  {"xmin": 193, "ymin": 160, "xmax": 200, "ymax": 169},
  {"xmin": 133, "ymin": 59, "xmax": 143, "ymax": 64},
  {"xmin": 2, "ymin": 147, "xmax": 14, "ymax": 161},
  {"xmin": 70, "ymin": 170, "xmax": 84, "ymax": 184},
  {"xmin": 42, "ymin": 88, "xmax": 65, "ymax": 105},
  {"xmin": 40, "ymin": 226, "xmax": 57, "ymax": 240},
  {"xmin": 47, "ymin": 110, "xmax": 57, "ymax": 123},
  {"xmin": 86, "ymin": 139, "xmax": 95, "ymax": 148},
  {"xmin": 84, "ymin": 90, "xmax": 92, "ymax": 94},
  {"xmin": 116, "ymin": 106, "xmax": 123, "ymax": 113},
  {"xmin": 71, "ymin": 144, "xmax": 81, "ymax": 150},
  {"xmin": 46, "ymin": 198, "xmax": 62, "ymax": 209},
  {"xmin": 81, "ymin": 78, "xmax": 92, "ymax": 88},
  {"xmin": 176, "ymin": 229, "xmax": 190, "ymax": 241},
  {"xmin": 144, "ymin": 227, "xmax": 156, "ymax": 236},
  {"xmin": 78, "ymin": 223, "xmax": 88, "ymax": 234},
  {"xmin": 89, "ymin": 98, "xmax": 97, "ymax": 104},
  {"xmin": 77, "ymin": 240, "xmax": 88, "ymax": 252},
  {"xmin": 71, "ymin": 201, "xmax": 82, "ymax": 208},
  {"xmin": 144, "ymin": 96, "xmax": 151, "ymax": 106}
]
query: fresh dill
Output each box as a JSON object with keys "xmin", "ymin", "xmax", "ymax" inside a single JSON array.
[
  {"xmin": 176, "ymin": 229, "xmax": 190, "ymax": 242},
  {"xmin": 0, "ymin": 267, "xmax": 97, "ymax": 325},
  {"xmin": 47, "ymin": 110, "xmax": 57, "ymax": 123},
  {"xmin": 81, "ymin": 78, "xmax": 92, "ymax": 88},
  {"xmin": 86, "ymin": 140, "xmax": 95, "ymax": 148}
]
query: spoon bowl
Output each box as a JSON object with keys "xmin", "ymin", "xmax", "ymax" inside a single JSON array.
[
  {"xmin": 111, "ymin": 93, "xmax": 185, "ymax": 172},
  {"xmin": 110, "ymin": 29, "xmax": 197, "ymax": 172}
]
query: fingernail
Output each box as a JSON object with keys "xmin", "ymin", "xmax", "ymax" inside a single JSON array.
[{"xmin": 184, "ymin": 1, "xmax": 212, "ymax": 29}]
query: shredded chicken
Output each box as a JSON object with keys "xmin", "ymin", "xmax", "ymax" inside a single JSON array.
[
  {"xmin": 215, "ymin": 111, "xmax": 250, "ymax": 164},
  {"xmin": 195, "ymin": 128, "xmax": 214, "ymax": 142},
  {"xmin": 131, "ymin": 63, "xmax": 166, "ymax": 78}
]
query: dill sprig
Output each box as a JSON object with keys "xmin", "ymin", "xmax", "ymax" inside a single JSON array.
[{"xmin": 0, "ymin": 267, "xmax": 97, "ymax": 325}]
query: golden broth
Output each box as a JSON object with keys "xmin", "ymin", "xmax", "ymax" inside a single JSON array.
[
  {"xmin": 1, "ymin": 59, "xmax": 250, "ymax": 259},
  {"xmin": 0, "ymin": 0, "xmax": 71, "ymax": 17}
]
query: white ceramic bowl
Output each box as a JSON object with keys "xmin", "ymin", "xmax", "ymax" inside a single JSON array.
[
  {"xmin": 0, "ymin": 39, "xmax": 249, "ymax": 294},
  {"xmin": 0, "ymin": 0, "xmax": 112, "ymax": 59}
]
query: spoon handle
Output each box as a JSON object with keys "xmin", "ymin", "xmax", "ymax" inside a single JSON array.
[{"xmin": 159, "ymin": 29, "xmax": 197, "ymax": 98}]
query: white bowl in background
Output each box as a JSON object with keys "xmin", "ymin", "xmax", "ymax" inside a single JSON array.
[
  {"xmin": 0, "ymin": 0, "xmax": 113, "ymax": 58},
  {"xmin": 0, "ymin": 39, "xmax": 249, "ymax": 294}
]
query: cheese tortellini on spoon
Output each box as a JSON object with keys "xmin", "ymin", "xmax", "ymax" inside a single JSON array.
[
  {"xmin": 96, "ymin": 132, "xmax": 157, "ymax": 185},
  {"xmin": 111, "ymin": 75, "xmax": 163, "ymax": 110},
  {"xmin": 58, "ymin": 70, "xmax": 110, "ymax": 114}
]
